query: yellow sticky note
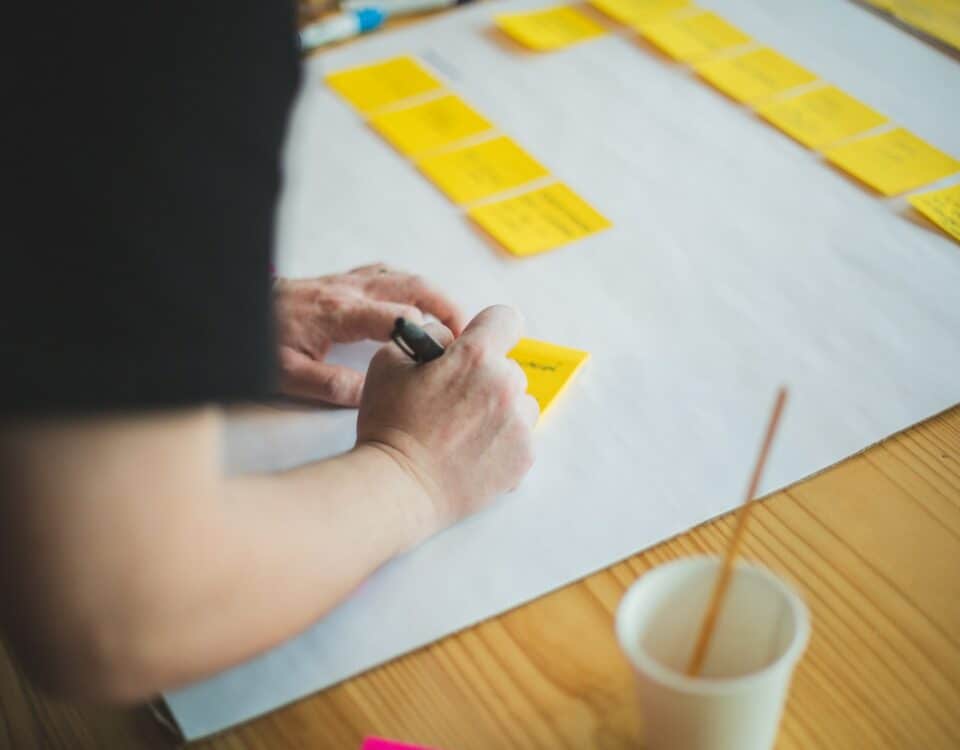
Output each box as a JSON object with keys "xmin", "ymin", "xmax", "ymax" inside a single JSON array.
[
  {"xmin": 495, "ymin": 6, "xmax": 606, "ymax": 51},
  {"xmin": 369, "ymin": 95, "xmax": 494, "ymax": 158},
  {"xmin": 418, "ymin": 136, "xmax": 550, "ymax": 205},
  {"xmin": 325, "ymin": 56, "xmax": 443, "ymax": 114},
  {"xmin": 695, "ymin": 48, "xmax": 818, "ymax": 104},
  {"xmin": 825, "ymin": 128, "xmax": 960, "ymax": 196},
  {"xmin": 590, "ymin": 0, "xmax": 689, "ymax": 27},
  {"xmin": 908, "ymin": 183, "xmax": 960, "ymax": 242},
  {"xmin": 757, "ymin": 85, "xmax": 887, "ymax": 150},
  {"xmin": 893, "ymin": 0, "xmax": 960, "ymax": 51},
  {"xmin": 469, "ymin": 183, "xmax": 611, "ymax": 257},
  {"xmin": 508, "ymin": 338, "xmax": 590, "ymax": 416},
  {"xmin": 641, "ymin": 11, "xmax": 751, "ymax": 62}
]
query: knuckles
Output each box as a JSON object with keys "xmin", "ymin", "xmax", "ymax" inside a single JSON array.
[
  {"xmin": 320, "ymin": 369, "xmax": 352, "ymax": 398},
  {"xmin": 494, "ymin": 381, "xmax": 515, "ymax": 413},
  {"xmin": 400, "ymin": 304, "xmax": 422, "ymax": 323}
]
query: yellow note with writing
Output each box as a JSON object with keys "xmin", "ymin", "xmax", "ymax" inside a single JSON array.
[
  {"xmin": 468, "ymin": 183, "xmax": 611, "ymax": 257},
  {"xmin": 369, "ymin": 95, "xmax": 494, "ymax": 158},
  {"xmin": 418, "ymin": 136, "xmax": 550, "ymax": 205},
  {"xmin": 641, "ymin": 11, "xmax": 751, "ymax": 62},
  {"xmin": 695, "ymin": 48, "xmax": 817, "ymax": 104},
  {"xmin": 908, "ymin": 183, "xmax": 960, "ymax": 242},
  {"xmin": 508, "ymin": 338, "xmax": 590, "ymax": 417},
  {"xmin": 496, "ymin": 6, "xmax": 606, "ymax": 51},
  {"xmin": 824, "ymin": 128, "xmax": 960, "ymax": 196},
  {"xmin": 590, "ymin": 0, "xmax": 689, "ymax": 28},
  {"xmin": 757, "ymin": 85, "xmax": 887, "ymax": 150},
  {"xmin": 326, "ymin": 56, "xmax": 443, "ymax": 114}
]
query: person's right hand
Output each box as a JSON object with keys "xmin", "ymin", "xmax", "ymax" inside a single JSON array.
[{"xmin": 357, "ymin": 305, "xmax": 539, "ymax": 540}]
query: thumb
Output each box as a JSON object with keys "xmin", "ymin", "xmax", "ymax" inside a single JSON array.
[{"xmin": 278, "ymin": 347, "xmax": 365, "ymax": 407}]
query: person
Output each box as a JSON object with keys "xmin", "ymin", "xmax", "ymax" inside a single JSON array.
[{"xmin": 1, "ymin": 3, "xmax": 537, "ymax": 702}]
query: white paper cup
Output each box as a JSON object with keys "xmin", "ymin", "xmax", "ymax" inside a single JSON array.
[{"xmin": 616, "ymin": 556, "xmax": 810, "ymax": 750}]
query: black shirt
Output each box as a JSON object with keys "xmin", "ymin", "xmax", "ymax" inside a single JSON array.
[{"xmin": 5, "ymin": 3, "xmax": 301, "ymax": 416}]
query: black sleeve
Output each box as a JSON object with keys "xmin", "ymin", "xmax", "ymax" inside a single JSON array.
[{"xmin": 4, "ymin": 2, "xmax": 301, "ymax": 417}]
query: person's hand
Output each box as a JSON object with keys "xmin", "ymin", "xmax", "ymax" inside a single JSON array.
[
  {"xmin": 274, "ymin": 264, "xmax": 465, "ymax": 406},
  {"xmin": 357, "ymin": 305, "xmax": 539, "ymax": 540}
]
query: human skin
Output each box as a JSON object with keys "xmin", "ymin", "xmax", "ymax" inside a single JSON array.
[
  {"xmin": 0, "ymin": 287, "xmax": 537, "ymax": 703},
  {"xmin": 274, "ymin": 263, "xmax": 467, "ymax": 405}
]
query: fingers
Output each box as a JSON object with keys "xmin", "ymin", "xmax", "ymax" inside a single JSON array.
[
  {"xmin": 421, "ymin": 321, "xmax": 455, "ymax": 348},
  {"xmin": 365, "ymin": 268, "xmax": 467, "ymax": 335},
  {"xmin": 278, "ymin": 347, "xmax": 365, "ymax": 407},
  {"xmin": 456, "ymin": 305, "xmax": 523, "ymax": 356},
  {"xmin": 409, "ymin": 283, "xmax": 466, "ymax": 335},
  {"xmin": 349, "ymin": 301, "xmax": 425, "ymax": 341}
]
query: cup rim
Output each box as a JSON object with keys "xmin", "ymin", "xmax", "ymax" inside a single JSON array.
[{"xmin": 616, "ymin": 556, "xmax": 810, "ymax": 694}]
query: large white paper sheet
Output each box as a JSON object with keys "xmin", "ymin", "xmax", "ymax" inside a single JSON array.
[{"xmin": 165, "ymin": 0, "xmax": 960, "ymax": 738}]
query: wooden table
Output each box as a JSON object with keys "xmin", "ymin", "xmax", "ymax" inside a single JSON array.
[{"xmin": 3, "ymin": 403, "xmax": 959, "ymax": 748}]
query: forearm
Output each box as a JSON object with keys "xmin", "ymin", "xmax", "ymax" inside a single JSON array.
[
  {"xmin": 0, "ymin": 410, "xmax": 433, "ymax": 702},
  {"xmin": 145, "ymin": 444, "xmax": 431, "ymax": 693}
]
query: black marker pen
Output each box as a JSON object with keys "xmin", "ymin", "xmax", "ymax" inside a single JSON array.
[{"xmin": 391, "ymin": 317, "xmax": 446, "ymax": 363}]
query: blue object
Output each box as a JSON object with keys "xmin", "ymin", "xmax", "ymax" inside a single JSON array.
[{"xmin": 356, "ymin": 7, "xmax": 386, "ymax": 31}]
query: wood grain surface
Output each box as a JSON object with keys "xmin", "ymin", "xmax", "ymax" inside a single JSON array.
[{"xmin": 3, "ymin": 404, "xmax": 959, "ymax": 749}]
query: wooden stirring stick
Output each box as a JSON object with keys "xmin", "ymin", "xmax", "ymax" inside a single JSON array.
[{"xmin": 685, "ymin": 387, "xmax": 789, "ymax": 677}]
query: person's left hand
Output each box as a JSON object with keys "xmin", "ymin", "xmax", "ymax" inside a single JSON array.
[{"xmin": 274, "ymin": 263, "xmax": 466, "ymax": 406}]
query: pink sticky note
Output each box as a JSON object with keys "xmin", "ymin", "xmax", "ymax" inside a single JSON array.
[{"xmin": 362, "ymin": 737, "xmax": 443, "ymax": 750}]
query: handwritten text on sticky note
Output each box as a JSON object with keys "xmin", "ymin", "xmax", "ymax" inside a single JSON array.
[
  {"xmin": 370, "ymin": 95, "xmax": 494, "ymax": 158},
  {"xmin": 909, "ymin": 183, "xmax": 960, "ymax": 243},
  {"xmin": 418, "ymin": 136, "xmax": 550, "ymax": 205},
  {"xmin": 326, "ymin": 56, "xmax": 443, "ymax": 114},
  {"xmin": 641, "ymin": 11, "xmax": 751, "ymax": 62},
  {"xmin": 695, "ymin": 48, "xmax": 817, "ymax": 104},
  {"xmin": 590, "ymin": 0, "xmax": 689, "ymax": 28},
  {"xmin": 496, "ymin": 6, "xmax": 607, "ymax": 51},
  {"xmin": 757, "ymin": 85, "xmax": 887, "ymax": 150},
  {"xmin": 468, "ymin": 183, "xmax": 611, "ymax": 257},
  {"xmin": 825, "ymin": 128, "xmax": 960, "ymax": 196},
  {"xmin": 508, "ymin": 338, "xmax": 590, "ymax": 416}
]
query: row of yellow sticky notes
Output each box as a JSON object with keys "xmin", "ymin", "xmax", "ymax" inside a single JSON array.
[
  {"xmin": 590, "ymin": 2, "xmax": 960, "ymax": 239},
  {"xmin": 325, "ymin": 55, "xmax": 611, "ymax": 257},
  {"xmin": 494, "ymin": 3, "xmax": 960, "ymax": 242},
  {"xmin": 495, "ymin": 0, "xmax": 734, "ymax": 53},
  {"xmin": 325, "ymin": 58, "xmax": 592, "ymax": 414},
  {"xmin": 494, "ymin": 0, "xmax": 697, "ymax": 51},
  {"xmin": 687, "ymin": 44, "xmax": 959, "ymax": 210},
  {"xmin": 649, "ymin": 14, "xmax": 960, "ymax": 237}
]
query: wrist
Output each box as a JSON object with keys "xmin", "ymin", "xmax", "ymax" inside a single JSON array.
[{"xmin": 351, "ymin": 440, "xmax": 446, "ymax": 549}]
